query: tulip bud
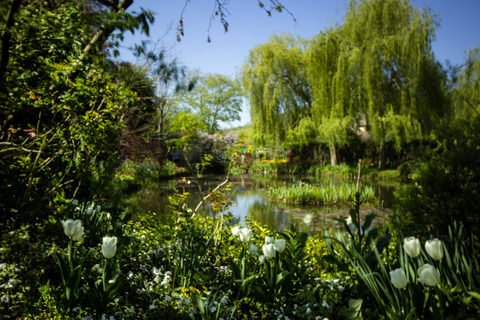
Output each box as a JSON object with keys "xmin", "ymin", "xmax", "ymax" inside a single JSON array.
[
  {"xmin": 249, "ymin": 243, "xmax": 259, "ymax": 255},
  {"xmin": 262, "ymin": 244, "xmax": 276, "ymax": 259},
  {"xmin": 61, "ymin": 219, "xmax": 84, "ymax": 241},
  {"xmin": 265, "ymin": 236, "xmax": 274, "ymax": 244},
  {"xmin": 274, "ymin": 239, "xmax": 286, "ymax": 253},
  {"xmin": 390, "ymin": 268, "xmax": 407, "ymax": 289},
  {"xmin": 231, "ymin": 226, "xmax": 241, "ymax": 237},
  {"xmin": 258, "ymin": 255, "xmax": 265, "ymax": 263},
  {"xmin": 239, "ymin": 228, "xmax": 253, "ymax": 243},
  {"xmin": 102, "ymin": 236, "xmax": 117, "ymax": 259},
  {"xmin": 425, "ymin": 239, "xmax": 443, "ymax": 260},
  {"xmin": 418, "ymin": 264, "xmax": 440, "ymax": 286},
  {"xmin": 404, "ymin": 237, "xmax": 421, "ymax": 258}
]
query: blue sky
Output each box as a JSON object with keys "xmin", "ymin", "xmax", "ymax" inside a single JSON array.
[{"xmin": 117, "ymin": 0, "xmax": 480, "ymax": 128}]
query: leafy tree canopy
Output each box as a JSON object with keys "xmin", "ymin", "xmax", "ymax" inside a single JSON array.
[{"xmin": 177, "ymin": 71, "xmax": 242, "ymax": 134}]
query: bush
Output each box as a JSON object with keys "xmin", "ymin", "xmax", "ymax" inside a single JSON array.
[{"xmin": 393, "ymin": 119, "xmax": 480, "ymax": 239}]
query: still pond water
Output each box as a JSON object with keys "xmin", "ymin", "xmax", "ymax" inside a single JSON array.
[{"xmin": 130, "ymin": 174, "xmax": 397, "ymax": 232}]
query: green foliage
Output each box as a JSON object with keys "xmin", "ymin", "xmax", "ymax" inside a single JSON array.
[
  {"xmin": 241, "ymin": 33, "xmax": 311, "ymax": 147},
  {"xmin": 267, "ymin": 180, "xmax": 376, "ymax": 204},
  {"xmin": 453, "ymin": 47, "xmax": 480, "ymax": 119},
  {"xmin": 0, "ymin": 2, "xmax": 154, "ymax": 226},
  {"xmin": 115, "ymin": 159, "xmax": 176, "ymax": 188},
  {"xmin": 393, "ymin": 119, "xmax": 480, "ymax": 240},
  {"xmin": 176, "ymin": 72, "xmax": 242, "ymax": 134}
]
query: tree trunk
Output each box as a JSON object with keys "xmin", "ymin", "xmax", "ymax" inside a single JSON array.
[
  {"xmin": 329, "ymin": 143, "xmax": 338, "ymax": 166},
  {"xmin": 0, "ymin": 0, "xmax": 22, "ymax": 83},
  {"xmin": 378, "ymin": 141, "xmax": 386, "ymax": 169}
]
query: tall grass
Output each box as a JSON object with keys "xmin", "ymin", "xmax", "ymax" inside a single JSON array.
[{"xmin": 266, "ymin": 181, "xmax": 376, "ymax": 204}]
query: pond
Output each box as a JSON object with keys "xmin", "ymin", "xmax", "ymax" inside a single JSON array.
[{"xmin": 129, "ymin": 174, "xmax": 397, "ymax": 232}]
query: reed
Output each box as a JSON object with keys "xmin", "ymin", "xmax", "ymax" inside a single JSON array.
[{"xmin": 266, "ymin": 181, "xmax": 376, "ymax": 204}]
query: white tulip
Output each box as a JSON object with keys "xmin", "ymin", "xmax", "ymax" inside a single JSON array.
[
  {"xmin": 239, "ymin": 228, "xmax": 253, "ymax": 243},
  {"xmin": 265, "ymin": 236, "xmax": 275, "ymax": 244},
  {"xmin": 404, "ymin": 237, "xmax": 421, "ymax": 258},
  {"xmin": 231, "ymin": 226, "xmax": 241, "ymax": 237},
  {"xmin": 425, "ymin": 239, "xmax": 444, "ymax": 260},
  {"xmin": 101, "ymin": 236, "xmax": 117, "ymax": 259},
  {"xmin": 262, "ymin": 244, "xmax": 276, "ymax": 259},
  {"xmin": 274, "ymin": 239, "xmax": 286, "ymax": 253},
  {"xmin": 418, "ymin": 264, "xmax": 440, "ymax": 287},
  {"xmin": 390, "ymin": 268, "xmax": 407, "ymax": 289},
  {"xmin": 249, "ymin": 243, "xmax": 259, "ymax": 255},
  {"xmin": 61, "ymin": 219, "xmax": 84, "ymax": 241}
]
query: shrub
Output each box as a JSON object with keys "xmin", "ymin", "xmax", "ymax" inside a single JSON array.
[{"xmin": 393, "ymin": 119, "xmax": 480, "ymax": 239}]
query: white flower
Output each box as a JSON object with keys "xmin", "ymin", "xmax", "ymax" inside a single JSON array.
[
  {"xmin": 5, "ymin": 279, "xmax": 17, "ymax": 289},
  {"xmin": 0, "ymin": 263, "xmax": 7, "ymax": 271},
  {"xmin": 418, "ymin": 264, "xmax": 440, "ymax": 287},
  {"xmin": 306, "ymin": 307, "xmax": 312, "ymax": 314},
  {"xmin": 425, "ymin": 239, "xmax": 444, "ymax": 260},
  {"xmin": 404, "ymin": 237, "xmax": 421, "ymax": 258},
  {"xmin": 161, "ymin": 272, "xmax": 172, "ymax": 286},
  {"xmin": 0, "ymin": 294, "xmax": 10, "ymax": 304},
  {"xmin": 303, "ymin": 214, "xmax": 313, "ymax": 225},
  {"xmin": 61, "ymin": 219, "xmax": 84, "ymax": 241},
  {"xmin": 390, "ymin": 268, "xmax": 407, "ymax": 289},
  {"xmin": 249, "ymin": 243, "xmax": 259, "ymax": 255},
  {"xmin": 231, "ymin": 226, "xmax": 241, "ymax": 237},
  {"xmin": 71, "ymin": 199, "xmax": 79, "ymax": 206},
  {"xmin": 274, "ymin": 239, "xmax": 286, "ymax": 253},
  {"xmin": 149, "ymin": 299, "xmax": 157, "ymax": 310},
  {"xmin": 263, "ymin": 244, "xmax": 276, "ymax": 259},
  {"xmin": 322, "ymin": 300, "xmax": 329, "ymax": 308},
  {"xmin": 259, "ymin": 255, "xmax": 265, "ymax": 263},
  {"xmin": 220, "ymin": 296, "xmax": 228, "ymax": 304},
  {"xmin": 101, "ymin": 236, "xmax": 117, "ymax": 259},
  {"xmin": 239, "ymin": 227, "xmax": 253, "ymax": 243},
  {"xmin": 265, "ymin": 236, "xmax": 275, "ymax": 244}
]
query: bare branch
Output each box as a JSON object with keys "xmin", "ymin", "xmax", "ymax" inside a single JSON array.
[{"xmin": 193, "ymin": 177, "xmax": 229, "ymax": 216}]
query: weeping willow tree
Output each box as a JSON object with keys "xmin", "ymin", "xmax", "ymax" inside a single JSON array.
[
  {"xmin": 454, "ymin": 48, "xmax": 480, "ymax": 120},
  {"xmin": 340, "ymin": 0, "xmax": 447, "ymax": 168},
  {"xmin": 243, "ymin": 0, "xmax": 446, "ymax": 167},
  {"xmin": 241, "ymin": 33, "xmax": 311, "ymax": 148},
  {"xmin": 307, "ymin": 27, "xmax": 361, "ymax": 165}
]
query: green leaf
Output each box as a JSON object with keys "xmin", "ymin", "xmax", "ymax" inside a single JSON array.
[
  {"xmin": 54, "ymin": 251, "xmax": 69, "ymax": 286},
  {"xmin": 467, "ymin": 291, "xmax": 480, "ymax": 300},
  {"xmin": 362, "ymin": 213, "xmax": 377, "ymax": 231}
]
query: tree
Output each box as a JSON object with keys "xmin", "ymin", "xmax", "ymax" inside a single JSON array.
[
  {"xmin": 339, "ymin": 0, "xmax": 446, "ymax": 168},
  {"xmin": 0, "ymin": 1, "xmax": 153, "ymax": 224},
  {"xmin": 453, "ymin": 48, "xmax": 480, "ymax": 120},
  {"xmin": 179, "ymin": 72, "xmax": 242, "ymax": 134},
  {"xmin": 241, "ymin": 33, "xmax": 311, "ymax": 147},
  {"xmin": 307, "ymin": 27, "xmax": 358, "ymax": 165}
]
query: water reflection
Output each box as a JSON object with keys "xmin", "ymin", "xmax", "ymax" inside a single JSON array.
[{"xmin": 129, "ymin": 174, "xmax": 396, "ymax": 231}]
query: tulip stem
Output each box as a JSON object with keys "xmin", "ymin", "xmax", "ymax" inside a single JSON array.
[{"xmin": 68, "ymin": 240, "xmax": 74, "ymax": 270}]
